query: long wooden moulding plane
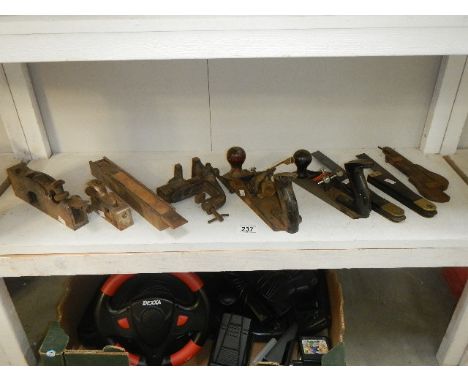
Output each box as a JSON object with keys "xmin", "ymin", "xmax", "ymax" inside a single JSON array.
[{"xmin": 90, "ymin": 157, "xmax": 187, "ymax": 230}]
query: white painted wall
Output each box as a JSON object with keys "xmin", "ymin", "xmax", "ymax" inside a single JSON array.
[
  {"xmin": 459, "ymin": 118, "xmax": 468, "ymax": 148},
  {"xmin": 210, "ymin": 57, "xmax": 441, "ymax": 151},
  {"xmin": 0, "ymin": 120, "xmax": 12, "ymax": 153},
  {"xmin": 29, "ymin": 60, "xmax": 211, "ymax": 153},
  {"xmin": 29, "ymin": 57, "xmax": 440, "ymax": 154}
]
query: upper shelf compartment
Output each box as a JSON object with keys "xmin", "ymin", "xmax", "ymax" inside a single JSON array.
[
  {"xmin": 1, "ymin": 16, "xmax": 468, "ymax": 63},
  {"xmin": 29, "ymin": 57, "xmax": 439, "ymax": 154}
]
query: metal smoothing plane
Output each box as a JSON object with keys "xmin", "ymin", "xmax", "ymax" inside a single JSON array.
[
  {"xmin": 291, "ymin": 149, "xmax": 372, "ymax": 219},
  {"xmin": 311, "ymin": 151, "xmax": 406, "ymax": 222},
  {"xmin": 217, "ymin": 147, "xmax": 301, "ymax": 234}
]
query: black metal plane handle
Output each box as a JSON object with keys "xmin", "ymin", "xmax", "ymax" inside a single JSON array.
[{"xmin": 344, "ymin": 159, "xmax": 373, "ymax": 218}]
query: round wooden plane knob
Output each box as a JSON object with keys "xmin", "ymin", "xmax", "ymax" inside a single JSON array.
[
  {"xmin": 226, "ymin": 146, "xmax": 246, "ymax": 171},
  {"xmin": 293, "ymin": 149, "xmax": 312, "ymax": 179}
]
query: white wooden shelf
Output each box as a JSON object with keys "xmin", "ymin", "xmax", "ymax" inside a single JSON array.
[
  {"xmin": 449, "ymin": 149, "xmax": 468, "ymax": 181},
  {"xmin": 1, "ymin": 15, "xmax": 468, "ymax": 366},
  {"xmin": 1, "ymin": 16, "xmax": 468, "ymax": 63},
  {"xmin": 0, "ymin": 148, "xmax": 467, "ymax": 277}
]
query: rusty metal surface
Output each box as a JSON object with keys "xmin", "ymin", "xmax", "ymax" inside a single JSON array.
[
  {"xmin": 311, "ymin": 151, "xmax": 406, "ymax": 222},
  {"xmin": 218, "ymin": 147, "xmax": 301, "ymax": 234},
  {"xmin": 157, "ymin": 157, "xmax": 228, "ymax": 223},
  {"xmin": 292, "ymin": 150, "xmax": 372, "ymax": 220},
  {"xmin": 89, "ymin": 157, "xmax": 187, "ymax": 231},
  {"xmin": 7, "ymin": 162, "xmax": 89, "ymax": 230},
  {"xmin": 85, "ymin": 179, "xmax": 134, "ymax": 230},
  {"xmin": 380, "ymin": 146, "xmax": 450, "ymax": 203},
  {"xmin": 357, "ymin": 153, "xmax": 437, "ymax": 218}
]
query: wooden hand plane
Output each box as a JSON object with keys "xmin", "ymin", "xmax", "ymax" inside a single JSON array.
[
  {"xmin": 291, "ymin": 149, "xmax": 373, "ymax": 219},
  {"xmin": 89, "ymin": 157, "xmax": 187, "ymax": 230},
  {"xmin": 379, "ymin": 146, "xmax": 450, "ymax": 203},
  {"xmin": 85, "ymin": 179, "xmax": 134, "ymax": 230},
  {"xmin": 217, "ymin": 147, "xmax": 301, "ymax": 234},
  {"xmin": 357, "ymin": 153, "xmax": 437, "ymax": 218},
  {"xmin": 7, "ymin": 162, "xmax": 89, "ymax": 230},
  {"xmin": 157, "ymin": 157, "xmax": 228, "ymax": 223}
]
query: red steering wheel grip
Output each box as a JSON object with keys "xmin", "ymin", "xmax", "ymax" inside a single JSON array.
[
  {"xmin": 101, "ymin": 274, "xmax": 135, "ymax": 296},
  {"xmin": 167, "ymin": 340, "xmax": 202, "ymax": 366},
  {"xmin": 114, "ymin": 343, "xmax": 142, "ymax": 366},
  {"xmin": 101, "ymin": 273, "xmax": 204, "ymax": 296},
  {"xmin": 171, "ymin": 272, "xmax": 204, "ymax": 292}
]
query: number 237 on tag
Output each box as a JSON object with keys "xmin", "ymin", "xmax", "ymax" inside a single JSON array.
[{"xmin": 240, "ymin": 225, "xmax": 256, "ymax": 233}]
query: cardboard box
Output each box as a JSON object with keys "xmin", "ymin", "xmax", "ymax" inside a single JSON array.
[{"xmin": 39, "ymin": 271, "xmax": 345, "ymax": 366}]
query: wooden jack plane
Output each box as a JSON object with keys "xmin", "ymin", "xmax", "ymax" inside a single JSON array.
[{"xmin": 7, "ymin": 162, "xmax": 89, "ymax": 230}]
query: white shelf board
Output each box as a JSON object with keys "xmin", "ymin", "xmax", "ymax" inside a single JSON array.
[
  {"xmin": 0, "ymin": 148, "xmax": 467, "ymax": 276},
  {"xmin": 449, "ymin": 149, "xmax": 468, "ymax": 180},
  {"xmin": 1, "ymin": 16, "xmax": 468, "ymax": 62}
]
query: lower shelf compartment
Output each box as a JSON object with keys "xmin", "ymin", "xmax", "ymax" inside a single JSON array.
[
  {"xmin": 5, "ymin": 267, "xmax": 457, "ymax": 365},
  {"xmin": 39, "ymin": 270, "xmax": 343, "ymax": 366}
]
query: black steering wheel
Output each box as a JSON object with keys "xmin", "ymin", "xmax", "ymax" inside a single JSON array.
[{"xmin": 94, "ymin": 273, "xmax": 210, "ymax": 366}]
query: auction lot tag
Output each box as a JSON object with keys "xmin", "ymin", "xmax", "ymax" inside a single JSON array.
[{"xmin": 239, "ymin": 225, "xmax": 256, "ymax": 233}]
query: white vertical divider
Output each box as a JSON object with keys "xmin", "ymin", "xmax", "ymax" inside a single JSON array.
[
  {"xmin": 0, "ymin": 278, "xmax": 34, "ymax": 365},
  {"xmin": 0, "ymin": 64, "xmax": 31, "ymax": 160},
  {"xmin": 437, "ymin": 282, "xmax": 468, "ymax": 365},
  {"xmin": 1, "ymin": 63, "xmax": 51, "ymax": 160},
  {"xmin": 440, "ymin": 61, "xmax": 468, "ymax": 154},
  {"xmin": 420, "ymin": 56, "xmax": 467, "ymax": 154}
]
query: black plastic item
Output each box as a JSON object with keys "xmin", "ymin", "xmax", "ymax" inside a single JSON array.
[
  {"xmin": 298, "ymin": 336, "xmax": 330, "ymax": 365},
  {"xmin": 201, "ymin": 270, "xmax": 329, "ymax": 340},
  {"xmin": 209, "ymin": 313, "xmax": 252, "ymax": 366},
  {"xmin": 92, "ymin": 273, "xmax": 210, "ymax": 366},
  {"xmin": 262, "ymin": 322, "xmax": 298, "ymax": 364},
  {"xmin": 295, "ymin": 270, "xmax": 331, "ymax": 335},
  {"xmin": 255, "ymin": 271, "xmax": 319, "ymax": 317},
  {"xmin": 283, "ymin": 339, "xmax": 297, "ymax": 366}
]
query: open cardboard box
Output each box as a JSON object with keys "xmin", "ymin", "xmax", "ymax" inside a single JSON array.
[{"xmin": 39, "ymin": 271, "xmax": 345, "ymax": 366}]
